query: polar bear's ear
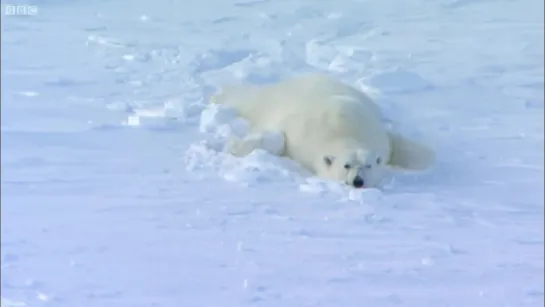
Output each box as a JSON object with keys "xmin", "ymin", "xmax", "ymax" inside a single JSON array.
[
  {"xmin": 323, "ymin": 155, "xmax": 335, "ymax": 167},
  {"xmin": 386, "ymin": 131, "xmax": 436, "ymax": 171}
]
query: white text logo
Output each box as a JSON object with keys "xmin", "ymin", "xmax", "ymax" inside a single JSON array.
[{"xmin": 4, "ymin": 5, "xmax": 39, "ymax": 16}]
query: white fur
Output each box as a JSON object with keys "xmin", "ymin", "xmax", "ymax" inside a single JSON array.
[{"xmin": 210, "ymin": 73, "xmax": 435, "ymax": 188}]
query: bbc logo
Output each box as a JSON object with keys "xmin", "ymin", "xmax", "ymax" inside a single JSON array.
[{"xmin": 4, "ymin": 4, "xmax": 39, "ymax": 16}]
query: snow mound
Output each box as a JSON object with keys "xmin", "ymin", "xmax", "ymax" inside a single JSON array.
[{"xmin": 185, "ymin": 103, "xmax": 311, "ymax": 186}]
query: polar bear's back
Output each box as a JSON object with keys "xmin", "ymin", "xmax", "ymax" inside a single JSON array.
[{"xmin": 212, "ymin": 73, "xmax": 380, "ymax": 127}]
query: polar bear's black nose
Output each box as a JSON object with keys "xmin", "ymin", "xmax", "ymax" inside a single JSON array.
[{"xmin": 353, "ymin": 176, "xmax": 364, "ymax": 188}]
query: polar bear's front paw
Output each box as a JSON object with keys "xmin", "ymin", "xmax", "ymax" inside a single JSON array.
[
  {"xmin": 226, "ymin": 135, "xmax": 262, "ymax": 157},
  {"xmin": 226, "ymin": 131, "xmax": 285, "ymax": 157}
]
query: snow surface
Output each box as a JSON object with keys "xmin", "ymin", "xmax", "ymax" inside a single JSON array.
[{"xmin": 1, "ymin": 0, "xmax": 544, "ymax": 306}]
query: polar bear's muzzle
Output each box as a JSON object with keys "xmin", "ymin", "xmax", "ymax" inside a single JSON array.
[{"xmin": 352, "ymin": 176, "xmax": 364, "ymax": 188}]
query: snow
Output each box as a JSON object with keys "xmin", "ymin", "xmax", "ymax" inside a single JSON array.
[{"xmin": 1, "ymin": 0, "xmax": 543, "ymax": 306}]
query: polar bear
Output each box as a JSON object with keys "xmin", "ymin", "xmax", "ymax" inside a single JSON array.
[{"xmin": 210, "ymin": 73, "xmax": 435, "ymax": 188}]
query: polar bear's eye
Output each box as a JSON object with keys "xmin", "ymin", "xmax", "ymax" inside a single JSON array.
[
  {"xmin": 376, "ymin": 157, "xmax": 382, "ymax": 164},
  {"xmin": 344, "ymin": 163, "xmax": 351, "ymax": 169}
]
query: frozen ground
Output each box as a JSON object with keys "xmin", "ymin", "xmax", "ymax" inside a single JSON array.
[{"xmin": 1, "ymin": 0, "xmax": 544, "ymax": 306}]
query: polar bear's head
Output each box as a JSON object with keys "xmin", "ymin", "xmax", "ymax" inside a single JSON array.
[{"xmin": 320, "ymin": 148, "xmax": 386, "ymax": 188}]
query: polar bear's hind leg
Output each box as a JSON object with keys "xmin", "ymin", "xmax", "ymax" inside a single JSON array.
[{"xmin": 386, "ymin": 131, "xmax": 436, "ymax": 171}]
